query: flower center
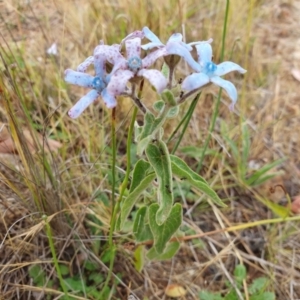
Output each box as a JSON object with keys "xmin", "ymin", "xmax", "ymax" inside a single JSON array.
[
  {"xmin": 204, "ymin": 61, "xmax": 217, "ymax": 76},
  {"xmin": 92, "ymin": 76, "xmax": 106, "ymax": 92},
  {"xmin": 127, "ymin": 56, "xmax": 142, "ymax": 73}
]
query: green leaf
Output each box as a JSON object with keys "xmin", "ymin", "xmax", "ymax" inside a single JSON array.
[
  {"xmin": 84, "ymin": 260, "xmax": 98, "ymax": 271},
  {"xmin": 134, "ymin": 245, "xmax": 144, "ymax": 272},
  {"xmin": 28, "ymin": 264, "xmax": 46, "ymax": 286},
  {"xmin": 153, "ymin": 100, "xmax": 165, "ymax": 112},
  {"xmin": 139, "ymin": 112, "xmax": 156, "ymax": 141},
  {"xmin": 234, "ymin": 264, "xmax": 247, "ymax": 283},
  {"xmin": 120, "ymin": 173, "xmax": 156, "ymax": 228},
  {"xmin": 246, "ymin": 158, "xmax": 286, "ymax": 186},
  {"xmin": 248, "ymin": 277, "xmax": 268, "ymax": 295},
  {"xmin": 199, "ymin": 290, "xmax": 224, "ymax": 300},
  {"xmin": 167, "ymin": 106, "xmax": 179, "ymax": 118},
  {"xmin": 170, "ymin": 155, "xmax": 226, "ymax": 207},
  {"xmin": 146, "ymin": 141, "xmax": 173, "ymax": 224},
  {"xmin": 58, "ymin": 264, "xmax": 70, "ymax": 276},
  {"xmin": 250, "ymin": 292, "xmax": 275, "ymax": 300},
  {"xmin": 149, "ymin": 203, "xmax": 182, "ymax": 254},
  {"xmin": 161, "ymin": 62, "xmax": 169, "ymax": 78},
  {"xmin": 88, "ymin": 272, "xmax": 104, "ymax": 285},
  {"xmin": 146, "ymin": 241, "xmax": 180, "ymax": 260},
  {"xmin": 133, "ymin": 206, "xmax": 153, "ymax": 242},
  {"xmin": 129, "ymin": 159, "xmax": 151, "ymax": 193},
  {"xmin": 161, "ymin": 89, "xmax": 176, "ymax": 106},
  {"xmin": 64, "ymin": 276, "xmax": 85, "ymax": 292}
]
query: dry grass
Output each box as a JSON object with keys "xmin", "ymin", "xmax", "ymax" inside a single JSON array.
[{"xmin": 1, "ymin": 0, "xmax": 300, "ymax": 299}]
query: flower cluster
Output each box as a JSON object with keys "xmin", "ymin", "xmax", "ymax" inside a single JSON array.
[{"xmin": 65, "ymin": 27, "xmax": 246, "ymax": 118}]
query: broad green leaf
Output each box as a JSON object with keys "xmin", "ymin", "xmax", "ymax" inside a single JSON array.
[
  {"xmin": 146, "ymin": 141, "xmax": 173, "ymax": 224},
  {"xmin": 129, "ymin": 159, "xmax": 151, "ymax": 193},
  {"xmin": 250, "ymin": 292, "xmax": 275, "ymax": 300},
  {"xmin": 133, "ymin": 206, "xmax": 153, "ymax": 242},
  {"xmin": 199, "ymin": 290, "xmax": 223, "ymax": 300},
  {"xmin": 167, "ymin": 106, "xmax": 179, "ymax": 118},
  {"xmin": 153, "ymin": 100, "xmax": 165, "ymax": 112},
  {"xmin": 248, "ymin": 277, "xmax": 268, "ymax": 295},
  {"xmin": 138, "ymin": 110, "xmax": 169, "ymax": 149},
  {"xmin": 134, "ymin": 245, "xmax": 144, "ymax": 272},
  {"xmin": 137, "ymin": 135, "xmax": 152, "ymax": 156},
  {"xmin": 120, "ymin": 173, "xmax": 156, "ymax": 229},
  {"xmin": 139, "ymin": 112, "xmax": 156, "ymax": 141},
  {"xmin": 234, "ymin": 264, "xmax": 247, "ymax": 283},
  {"xmin": 149, "ymin": 203, "xmax": 182, "ymax": 254},
  {"xmin": 146, "ymin": 241, "xmax": 180, "ymax": 260},
  {"xmin": 170, "ymin": 155, "xmax": 226, "ymax": 207},
  {"xmin": 161, "ymin": 89, "xmax": 176, "ymax": 106}
]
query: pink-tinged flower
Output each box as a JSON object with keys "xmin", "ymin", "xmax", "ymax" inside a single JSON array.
[
  {"xmin": 65, "ymin": 47, "xmax": 116, "ymax": 118},
  {"xmin": 95, "ymin": 37, "xmax": 168, "ymax": 97},
  {"xmin": 182, "ymin": 43, "xmax": 246, "ymax": 110}
]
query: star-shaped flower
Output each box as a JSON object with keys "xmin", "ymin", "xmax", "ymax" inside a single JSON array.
[
  {"xmin": 182, "ymin": 43, "xmax": 246, "ymax": 109},
  {"xmin": 64, "ymin": 46, "xmax": 116, "ymax": 118},
  {"xmin": 141, "ymin": 27, "xmax": 212, "ymax": 72},
  {"xmin": 95, "ymin": 37, "xmax": 168, "ymax": 97}
]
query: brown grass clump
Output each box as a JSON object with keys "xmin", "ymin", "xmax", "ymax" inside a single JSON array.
[{"xmin": 1, "ymin": 0, "xmax": 300, "ymax": 299}]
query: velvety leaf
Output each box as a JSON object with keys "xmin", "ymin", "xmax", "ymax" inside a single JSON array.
[
  {"xmin": 133, "ymin": 206, "xmax": 153, "ymax": 242},
  {"xmin": 129, "ymin": 159, "xmax": 152, "ymax": 193},
  {"xmin": 146, "ymin": 141, "xmax": 173, "ymax": 224},
  {"xmin": 120, "ymin": 173, "xmax": 156, "ymax": 229},
  {"xmin": 167, "ymin": 106, "xmax": 179, "ymax": 118},
  {"xmin": 153, "ymin": 100, "xmax": 165, "ymax": 112},
  {"xmin": 133, "ymin": 245, "xmax": 145, "ymax": 272},
  {"xmin": 170, "ymin": 155, "xmax": 225, "ymax": 207},
  {"xmin": 161, "ymin": 89, "xmax": 177, "ymax": 106},
  {"xmin": 149, "ymin": 203, "xmax": 182, "ymax": 254},
  {"xmin": 146, "ymin": 241, "xmax": 180, "ymax": 260}
]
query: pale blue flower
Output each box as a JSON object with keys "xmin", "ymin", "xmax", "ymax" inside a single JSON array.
[
  {"xmin": 95, "ymin": 37, "xmax": 168, "ymax": 96},
  {"xmin": 141, "ymin": 26, "xmax": 212, "ymax": 72},
  {"xmin": 65, "ymin": 46, "xmax": 116, "ymax": 118},
  {"xmin": 182, "ymin": 43, "xmax": 246, "ymax": 110}
]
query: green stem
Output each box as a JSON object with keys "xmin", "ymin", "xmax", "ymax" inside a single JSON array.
[
  {"xmin": 43, "ymin": 215, "xmax": 69, "ymax": 299},
  {"xmin": 100, "ymin": 108, "xmax": 117, "ymax": 298},
  {"xmin": 101, "ymin": 106, "xmax": 138, "ymax": 297},
  {"xmin": 196, "ymin": 0, "xmax": 230, "ymax": 172},
  {"xmin": 170, "ymin": 94, "xmax": 200, "ymax": 154}
]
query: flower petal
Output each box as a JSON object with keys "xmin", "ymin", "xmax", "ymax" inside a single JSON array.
[
  {"xmin": 214, "ymin": 61, "xmax": 247, "ymax": 77},
  {"xmin": 142, "ymin": 48, "xmax": 167, "ymax": 68},
  {"xmin": 107, "ymin": 69, "xmax": 134, "ymax": 96},
  {"xmin": 138, "ymin": 69, "xmax": 167, "ymax": 93},
  {"xmin": 166, "ymin": 41, "xmax": 201, "ymax": 72},
  {"xmin": 121, "ymin": 30, "xmax": 145, "ymax": 45},
  {"xmin": 188, "ymin": 38, "xmax": 213, "ymax": 47},
  {"xmin": 142, "ymin": 26, "xmax": 162, "ymax": 44},
  {"xmin": 196, "ymin": 43, "xmax": 213, "ymax": 65},
  {"xmin": 141, "ymin": 42, "xmax": 163, "ymax": 51},
  {"xmin": 93, "ymin": 53, "xmax": 106, "ymax": 77},
  {"xmin": 210, "ymin": 76, "xmax": 238, "ymax": 106},
  {"xmin": 64, "ymin": 69, "xmax": 94, "ymax": 88},
  {"xmin": 94, "ymin": 44, "xmax": 124, "ymax": 65},
  {"xmin": 101, "ymin": 88, "xmax": 117, "ymax": 108},
  {"xmin": 77, "ymin": 56, "xmax": 94, "ymax": 72},
  {"xmin": 181, "ymin": 73, "xmax": 210, "ymax": 91},
  {"xmin": 125, "ymin": 38, "xmax": 141, "ymax": 59},
  {"xmin": 167, "ymin": 32, "xmax": 183, "ymax": 43},
  {"xmin": 68, "ymin": 89, "xmax": 99, "ymax": 118}
]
